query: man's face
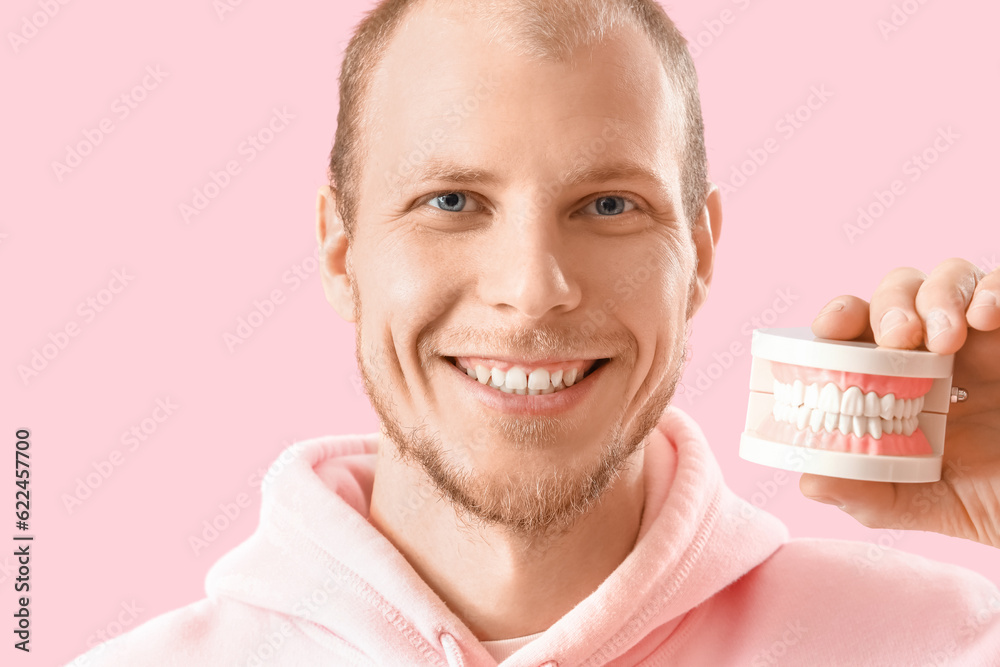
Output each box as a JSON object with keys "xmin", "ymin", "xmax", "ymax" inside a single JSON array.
[{"xmin": 332, "ymin": 3, "xmax": 712, "ymax": 537}]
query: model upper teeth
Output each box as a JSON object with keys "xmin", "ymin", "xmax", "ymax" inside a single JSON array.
[
  {"xmin": 458, "ymin": 360, "xmax": 584, "ymax": 395},
  {"xmin": 771, "ymin": 380, "xmax": 925, "ymax": 439}
]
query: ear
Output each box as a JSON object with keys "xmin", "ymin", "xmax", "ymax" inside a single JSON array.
[
  {"xmin": 687, "ymin": 183, "xmax": 723, "ymax": 319},
  {"xmin": 316, "ymin": 185, "xmax": 356, "ymax": 323}
]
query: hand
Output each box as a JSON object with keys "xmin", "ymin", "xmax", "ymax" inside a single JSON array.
[{"xmin": 801, "ymin": 258, "xmax": 1000, "ymax": 548}]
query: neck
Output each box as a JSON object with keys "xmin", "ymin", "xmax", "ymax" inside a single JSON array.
[{"xmin": 368, "ymin": 436, "xmax": 647, "ymax": 641}]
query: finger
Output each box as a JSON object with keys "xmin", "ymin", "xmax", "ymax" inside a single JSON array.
[
  {"xmin": 811, "ymin": 295, "xmax": 874, "ymax": 342},
  {"xmin": 799, "ymin": 469, "xmax": 983, "ymax": 545},
  {"xmin": 800, "ymin": 474, "xmax": 933, "ymax": 537},
  {"xmin": 966, "ymin": 268, "xmax": 1000, "ymax": 332},
  {"xmin": 869, "ymin": 267, "xmax": 927, "ymax": 349},
  {"xmin": 912, "ymin": 258, "xmax": 983, "ymax": 354},
  {"xmin": 799, "ymin": 474, "xmax": 896, "ymax": 523}
]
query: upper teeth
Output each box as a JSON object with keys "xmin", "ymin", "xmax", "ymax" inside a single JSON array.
[
  {"xmin": 772, "ymin": 380, "xmax": 925, "ymax": 439},
  {"xmin": 775, "ymin": 380, "xmax": 924, "ymax": 418},
  {"xmin": 461, "ymin": 362, "xmax": 579, "ymax": 395}
]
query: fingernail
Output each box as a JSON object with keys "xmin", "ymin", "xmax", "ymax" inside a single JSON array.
[
  {"xmin": 805, "ymin": 495, "xmax": 846, "ymax": 509},
  {"xmin": 879, "ymin": 308, "xmax": 908, "ymax": 337},
  {"xmin": 970, "ymin": 290, "xmax": 998, "ymax": 311},
  {"xmin": 925, "ymin": 309, "xmax": 951, "ymax": 343},
  {"xmin": 815, "ymin": 301, "xmax": 845, "ymax": 319}
]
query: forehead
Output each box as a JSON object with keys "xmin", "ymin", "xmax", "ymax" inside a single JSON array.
[{"xmin": 365, "ymin": 0, "xmax": 683, "ymax": 200}]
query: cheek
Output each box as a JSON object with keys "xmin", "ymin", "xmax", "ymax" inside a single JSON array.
[
  {"xmin": 354, "ymin": 234, "xmax": 468, "ymax": 339},
  {"xmin": 620, "ymin": 248, "xmax": 695, "ymax": 370},
  {"xmin": 608, "ymin": 242, "xmax": 692, "ymax": 317}
]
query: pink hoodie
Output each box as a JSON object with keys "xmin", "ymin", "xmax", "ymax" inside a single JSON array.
[{"xmin": 70, "ymin": 407, "xmax": 1000, "ymax": 666}]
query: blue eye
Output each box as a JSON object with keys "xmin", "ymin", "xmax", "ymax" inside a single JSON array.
[
  {"xmin": 586, "ymin": 196, "xmax": 635, "ymax": 216},
  {"xmin": 428, "ymin": 192, "xmax": 476, "ymax": 212}
]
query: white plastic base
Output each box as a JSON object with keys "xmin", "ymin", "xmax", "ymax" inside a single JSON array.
[{"xmin": 739, "ymin": 433, "xmax": 942, "ymax": 483}]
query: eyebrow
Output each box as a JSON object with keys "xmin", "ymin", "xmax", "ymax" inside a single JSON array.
[
  {"xmin": 401, "ymin": 157, "xmax": 672, "ymax": 198},
  {"xmin": 402, "ymin": 158, "xmax": 502, "ymax": 188},
  {"xmin": 561, "ymin": 162, "xmax": 670, "ymax": 193}
]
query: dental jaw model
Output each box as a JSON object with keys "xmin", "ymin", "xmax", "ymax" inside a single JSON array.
[{"xmin": 740, "ymin": 328, "xmax": 955, "ymax": 483}]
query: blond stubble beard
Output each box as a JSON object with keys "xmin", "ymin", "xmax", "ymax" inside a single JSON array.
[{"xmin": 349, "ymin": 265, "xmax": 690, "ymax": 547}]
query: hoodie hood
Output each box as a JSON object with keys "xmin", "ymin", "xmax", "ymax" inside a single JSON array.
[{"xmin": 204, "ymin": 406, "xmax": 788, "ymax": 666}]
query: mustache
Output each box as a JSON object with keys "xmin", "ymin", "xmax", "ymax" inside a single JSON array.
[{"xmin": 419, "ymin": 323, "xmax": 637, "ymax": 365}]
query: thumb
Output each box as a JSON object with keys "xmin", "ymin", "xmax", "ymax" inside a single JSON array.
[{"xmin": 799, "ymin": 473, "xmax": 904, "ymax": 528}]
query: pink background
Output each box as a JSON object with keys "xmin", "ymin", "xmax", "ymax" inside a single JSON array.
[{"xmin": 3, "ymin": 0, "xmax": 997, "ymax": 664}]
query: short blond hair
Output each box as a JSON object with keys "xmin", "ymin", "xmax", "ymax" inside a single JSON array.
[{"xmin": 329, "ymin": 0, "xmax": 708, "ymax": 240}]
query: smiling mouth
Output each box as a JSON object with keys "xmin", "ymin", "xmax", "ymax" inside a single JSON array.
[{"xmin": 446, "ymin": 357, "xmax": 610, "ymax": 395}]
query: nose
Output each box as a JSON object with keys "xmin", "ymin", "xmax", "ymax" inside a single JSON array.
[{"xmin": 479, "ymin": 206, "xmax": 582, "ymax": 319}]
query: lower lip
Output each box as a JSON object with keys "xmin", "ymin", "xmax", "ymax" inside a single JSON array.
[{"xmin": 446, "ymin": 358, "xmax": 607, "ymax": 416}]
